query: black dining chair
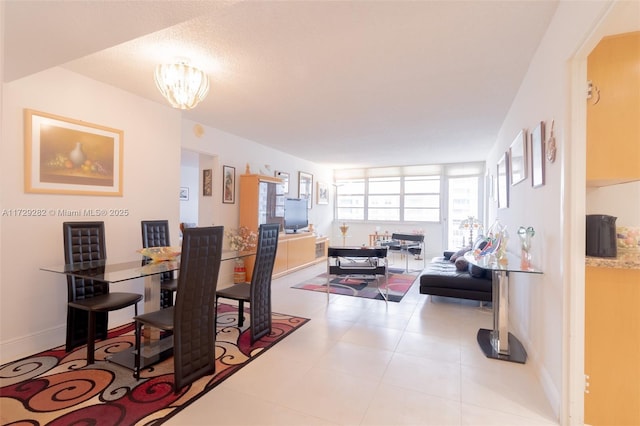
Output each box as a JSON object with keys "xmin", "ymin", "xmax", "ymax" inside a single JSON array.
[
  {"xmin": 133, "ymin": 226, "xmax": 223, "ymax": 392},
  {"xmin": 141, "ymin": 220, "xmax": 178, "ymax": 308},
  {"xmin": 216, "ymin": 223, "xmax": 279, "ymax": 343},
  {"xmin": 63, "ymin": 221, "xmax": 143, "ymax": 364},
  {"xmin": 382, "ymin": 232, "xmax": 425, "ymax": 272}
]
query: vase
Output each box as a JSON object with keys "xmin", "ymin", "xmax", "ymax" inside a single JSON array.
[
  {"xmin": 69, "ymin": 142, "xmax": 86, "ymax": 167},
  {"xmin": 518, "ymin": 226, "xmax": 535, "ymax": 269},
  {"xmin": 233, "ymin": 258, "xmax": 246, "ymax": 283}
]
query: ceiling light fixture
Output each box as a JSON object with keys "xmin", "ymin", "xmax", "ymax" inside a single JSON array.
[{"xmin": 154, "ymin": 60, "xmax": 210, "ymax": 110}]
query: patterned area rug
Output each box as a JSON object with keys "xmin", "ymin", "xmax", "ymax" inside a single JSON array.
[
  {"xmin": 0, "ymin": 304, "xmax": 308, "ymax": 425},
  {"xmin": 292, "ymin": 268, "xmax": 418, "ymax": 302}
]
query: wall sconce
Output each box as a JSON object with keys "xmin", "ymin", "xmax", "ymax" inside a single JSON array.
[{"xmin": 154, "ymin": 60, "xmax": 209, "ymax": 110}]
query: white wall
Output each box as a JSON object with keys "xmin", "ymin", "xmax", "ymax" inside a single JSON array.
[
  {"xmin": 179, "ymin": 163, "xmax": 199, "ymax": 224},
  {"xmin": 180, "ymin": 118, "xmax": 334, "ymax": 239},
  {"xmin": 0, "ymin": 71, "xmax": 335, "ymax": 363},
  {"xmin": 484, "ymin": 1, "xmax": 615, "ymax": 421},
  {"xmin": 586, "ymin": 181, "xmax": 640, "ymax": 226},
  {"xmin": 0, "ymin": 67, "xmax": 182, "ymax": 363}
]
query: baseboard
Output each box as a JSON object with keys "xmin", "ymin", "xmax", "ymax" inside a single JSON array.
[
  {"xmin": 512, "ymin": 319, "xmax": 561, "ymax": 421},
  {"xmin": 0, "ymin": 324, "xmax": 66, "ymax": 365}
]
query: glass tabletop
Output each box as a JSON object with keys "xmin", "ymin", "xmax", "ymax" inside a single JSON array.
[
  {"xmin": 464, "ymin": 251, "xmax": 542, "ymax": 274},
  {"xmin": 41, "ymin": 250, "xmax": 256, "ymax": 283}
]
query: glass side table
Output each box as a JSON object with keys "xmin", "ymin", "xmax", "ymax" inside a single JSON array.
[{"xmin": 465, "ymin": 251, "xmax": 542, "ymax": 363}]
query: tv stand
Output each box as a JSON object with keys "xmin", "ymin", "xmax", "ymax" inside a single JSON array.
[{"xmin": 272, "ymin": 233, "xmax": 328, "ymax": 278}]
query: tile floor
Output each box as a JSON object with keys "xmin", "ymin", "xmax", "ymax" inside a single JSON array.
[{"xmin": 167, "ymin": 257, "xmax": 558, "ymax": 426}]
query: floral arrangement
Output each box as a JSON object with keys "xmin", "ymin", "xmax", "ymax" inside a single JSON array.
[{"xmin": 226, "ymin": 226, "xmax": 258, "ymax": 252}]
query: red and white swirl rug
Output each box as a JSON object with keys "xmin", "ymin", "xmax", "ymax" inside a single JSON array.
[{"xmin": 0, "ymin": 303, "xmax": 309, "ymax": 425}]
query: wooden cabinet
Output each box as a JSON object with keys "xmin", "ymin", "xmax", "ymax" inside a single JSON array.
[
  {"xmin": 272, "ymin": 234, "xmax": 328, "ymax": 278},
  {"xmin": 587, "ymin": 31, "xmax": 640, "ymax": 186},
  {"xmin": 239, "ymin": 173, "xmax": 327, "ymax": 278},
  {"xmin": 239, "ymin": 174, "xmax": 284, "ymax": 233},
  {"xmin": 585, "ymin": 266, "xmax": 640, "ymax": 425}
]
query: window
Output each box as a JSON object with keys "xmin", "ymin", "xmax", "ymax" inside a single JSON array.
[
  {"xmin": 368, "ymin": 177, "xmax": 400, "ymax": 221},
  {"xmin": 336, "ymin": 179, "xmax": 365, "ymax": 220},
  {"xmin": 336, "ymin": 174, "xmax": 441, "ymax": 222},
  {"xmin": 334, "ymin": 162, "xmax": 484, "ymax": 225}
]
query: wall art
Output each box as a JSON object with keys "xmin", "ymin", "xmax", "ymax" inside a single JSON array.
[
  {"xmin": 179, "ymin": 187, "xmax": 189, "ymax": 201},
  {"xmin": 531, "ymin": 121, "xmax": 545, "ymax": 188},
  {"xmin": 24, "ymin": 109, "xmax": 123, "ymax": 196},
  {"xmin": 223, "ymin": 165, "xmax": 235, "ymax": 204},
  {"xmin": 203, "ymin": 168, "xmax": 212, "ymax": 196},
  {"xmin": 497, "ymin": 152, "xmax": 510, "ymax": 209},
  {"xmin": 317, "ymin": 181, "xmax": 329, "ymax": 205},
  {"xmin": 509, "ymin": 129, "xmax": 527, "ymax": 186}
]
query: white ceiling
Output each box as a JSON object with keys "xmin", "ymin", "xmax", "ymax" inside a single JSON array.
[{"xmin": 4, "ymin": 0, "xmax": 562, "ymax": 169}]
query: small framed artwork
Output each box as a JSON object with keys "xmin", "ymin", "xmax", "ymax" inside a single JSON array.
[
  {"xmin": 298, "ymin": 171, "xmax": 313, "ymax": 209},
  {"xmin": 509, "ymin": 129, "xmax": 527, "ymax": 186},
  {"xmin": 223, "ymin": 165, "xmax": 235, "ymax": 204},
  {"xmin": 317, "ymin": 181, "xmax": 329, "ymax": 205},
  {"xmin": 24, "ymin": 109, "xmax": 123, "ymax": 196},
  {"xmin": 275, "ymin": 170, "xmax": 289, "ymax": 194},
  {"xmin": 179, "ymin": 187, "xmax": 189, "ymax": 201},
  {"xmin": 497, "ymin": 152, "xmax": 510, "ymax": 209},
  {"xmin": 531, "ymin": 121, "xmax": 545, "ymax": 188},
  {"xmin": 203, "ymin": 169, "xmax": 212, "ymax": 196}
]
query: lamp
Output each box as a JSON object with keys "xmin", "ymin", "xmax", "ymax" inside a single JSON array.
[
  {"xmin": 459, "ymin": 216, "xmax": 481, "ymax": 247},
  {"xmin": 154, "ymin": 60, "xmax": 209, "ymax": 110}
]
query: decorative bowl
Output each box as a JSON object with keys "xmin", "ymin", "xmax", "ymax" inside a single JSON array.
[{"xmin": 138, "ymin": 246, "xmax": 181, "ymax": 262}]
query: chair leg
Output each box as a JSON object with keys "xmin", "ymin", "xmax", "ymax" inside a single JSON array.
[
  {"xmin": 214, "ymin": 298, "xmax": 218, "ymax": 332},
  {"xmin": 238, "ymin": 300, "xmax": 244, "ymax": 327},
  {"xmin": 134, "ymin": 321, "xmax": 142, "ymax": 380},
  {"xmin": 87, "ymin": 311, "xmax": 96, "ymax": 364}
]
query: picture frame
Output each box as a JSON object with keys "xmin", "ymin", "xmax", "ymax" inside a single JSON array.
[
  {"xmin": 223, "ymin": 165, "xmax": 235, "ymax": 204},
  {"xmin": 509, "ymin": 129, "xmax": 527, "ymax": 186},
  {"xmin": 531, "ymin": 121, "xmax": 546, "ymax": 188},
  {"xmin": 179, "ymin": 187, "xmax": 189, "ymax": 201},
  {"xmin": 275, "ymin": 170, "xmax": 289, "ymax": 194},
  {"xmin": 24, "ymin": 109, "xmax": 123, "ymax": 196},
  {"xmin": 317, "ymin": 181, "xmax": 329, "ymax": 205},
  {"xmin": 497, "ymin": 152, "xmax": 510, "ymax": 209},
  {"xmin": 203, "ymin": 169, "xmax": 212, "ymax": 196},
  {"xmin": 298, "ymin": 171, "xmax": 313, "ymax": 209}
]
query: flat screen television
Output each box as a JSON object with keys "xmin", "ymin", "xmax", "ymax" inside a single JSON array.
[{"xmin": 284, "ymin": 198, "xmax": 308, "ymax": 233}]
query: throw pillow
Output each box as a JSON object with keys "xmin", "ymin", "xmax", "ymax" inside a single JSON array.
[
  {"xmin": 454, "ymin": 257, "xmax": 469, "ymax": 272},
  {"xmin": 468, "ymin": 262, "xmax": 486, "ymax": 278},
  {"xmin": 450, "ymin": 246, "xmax": 471, "ymax": 262}
]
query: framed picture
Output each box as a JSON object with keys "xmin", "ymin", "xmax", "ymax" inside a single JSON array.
[
  {"xmin": 24, "ymin": 109, "xmax": 123, "ymax": 196},
  {"xmin": 223, "ymin": 165, "xmax": 235, "ymax": 204},
  {"xmin": 497, "ymin": 152, "xmax": 510, "ymax": 209},
  {"xmin": 531, "ymin": 121, "xmax": 546, "ymax": 188},
  {"xmin": 203, "ymin": 169, "xmax": 212, "ymax": 196},
  {"xmin": 298, "ymin": 171, "xmax": 313, "ymax": 209},
  {"xmin": 509, "ymin": 129, "xmax": 527, "ymax": 185},
  {"xmin": 317, "ymin": 181, "xmax": 329, "ymax": 205},
  {"xmin": 179, "ymin": 187, "xmax": 189, "ymax": 201},
  {"xmin": 275, "ymin": 170, "xmax": 289, "ymax": 194}
]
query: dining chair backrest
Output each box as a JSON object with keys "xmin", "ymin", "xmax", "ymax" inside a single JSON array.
[
  {"xmin": 248, "ymin": 223, "xmax": 280, "ymax": 342},
  {"xmin": 141, "ymin": 220, "xmax": 174, "ymax": 293},
  {"xmin": 390, "ymin": 233, "xmax": 424, "ymax": 244},
  {"xmin": 62, "ymin": 221, "xmax": 109, "ymax": 350},
  {"xmin": 141, "ymin": 220, "xmax": 171, "ymax": 248},
  {"xmin": 172, "ymin": 225, "xmax": 224, "ymax": 390}
]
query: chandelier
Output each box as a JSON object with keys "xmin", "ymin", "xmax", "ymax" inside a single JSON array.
[{"xmin": 154, "ymin": 60, "xmax": 210, "ymax": 110}]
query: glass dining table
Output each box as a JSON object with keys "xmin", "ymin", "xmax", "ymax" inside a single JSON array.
[{"xmin": 41, "ymin": 250, "xmax": 255, "ymax": 369}]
